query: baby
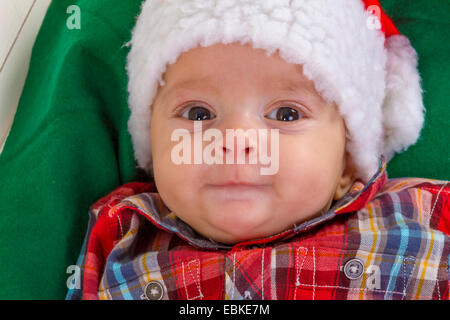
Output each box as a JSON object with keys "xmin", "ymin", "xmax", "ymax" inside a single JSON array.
[{"xmin": 67, "ymin": 0, "xmax": 449, "ymax": 300}]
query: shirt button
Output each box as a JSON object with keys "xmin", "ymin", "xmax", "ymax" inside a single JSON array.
[
  {"xmin": 144, "ymin": 280, "xmax": 164, "ymax": 300},
  {"xmin": 344, "ymin": 258, "xmax": 365, "ymax": 280}
]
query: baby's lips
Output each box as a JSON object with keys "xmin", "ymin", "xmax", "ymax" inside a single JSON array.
[{"xmin": 206, "ymin": 177, "xmax": 272, "ymax": 187}]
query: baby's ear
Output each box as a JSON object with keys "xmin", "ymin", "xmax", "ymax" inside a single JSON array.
[{"xmin": 333, "ymin": 152, "xmax": 357, "ymax": 201}]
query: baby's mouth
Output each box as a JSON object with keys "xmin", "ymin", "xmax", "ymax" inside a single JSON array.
[
  {"xmin": 210, "ymin": 180, "xmax": 268, "ymax": 187},
  {"xmin": 203, "ymin": 182, "xmax": 271, "ymax": 201}
]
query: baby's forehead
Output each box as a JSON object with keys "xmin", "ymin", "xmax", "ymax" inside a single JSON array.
[
  {"xmin": 157, "ymin": 74, "xmax": 321, "ymax": 105},
  {"xmin": 156, "ymin": 43, "xmax": 323, "ymax": 100}
]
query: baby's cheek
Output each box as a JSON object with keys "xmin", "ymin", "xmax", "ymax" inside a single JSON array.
[{"xmin": 276, "ymin": 145, "xmax": 336, "ymax": 212}]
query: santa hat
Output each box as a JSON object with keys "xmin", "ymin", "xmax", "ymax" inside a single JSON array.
[{"xmin": 126, "ymin": 0, "xmax": 424, "ymax": 184}]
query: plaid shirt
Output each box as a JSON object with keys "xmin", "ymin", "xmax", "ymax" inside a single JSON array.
[{"xmin": 66, "ymin": 156, "xmax": 450, "ymax": 300}]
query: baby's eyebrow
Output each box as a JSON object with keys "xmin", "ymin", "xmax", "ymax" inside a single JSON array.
[
  {"xmin": 159, "ymin": 77, "xmax": 220, "ymax": 103},
  {"xmin": 271, "ymin": 79, "xmax": 315, "ymax": 95}
]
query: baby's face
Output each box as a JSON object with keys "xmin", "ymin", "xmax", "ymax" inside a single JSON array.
[{"xmin": 150, "ymin": 42, "xmax": 355, "ymax": 244}]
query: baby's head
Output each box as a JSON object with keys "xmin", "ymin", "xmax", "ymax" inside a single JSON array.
[
  {"xmin": 126, "ymin": 0, "xmax": 424, "ymax": 244},
  {"xmin": 149, "ymin": 42, "xmax": 355, "ymax": 243}
]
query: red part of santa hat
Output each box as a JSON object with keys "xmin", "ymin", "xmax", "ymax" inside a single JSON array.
[
  {"xmin": 126, "ymin": 0, "xmax": 425, "ymax": 183},
  {"xmin": 363, "ymin": 0, "xmax": 399, "ymax": 37}
]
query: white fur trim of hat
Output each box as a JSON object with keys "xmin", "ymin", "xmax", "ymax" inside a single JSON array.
[{"xmin": 126, "ymin": 0, "xmax": 425, "ymax": 184}]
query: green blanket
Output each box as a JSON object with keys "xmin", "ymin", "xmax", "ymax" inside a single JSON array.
[{"xmin": 0, "ymin": 0, "xmax": 448, "ymax": 299}]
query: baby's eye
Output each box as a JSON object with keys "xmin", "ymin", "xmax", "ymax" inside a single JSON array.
[
  {"xmin": 266, "ymin": 106, "xmax": 302, "ymax": 121},
  {"xmin": 181, "ymin": 106, "xmax": 216, "ymax": 121}
]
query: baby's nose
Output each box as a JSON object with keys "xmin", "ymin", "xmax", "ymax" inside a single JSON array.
[
  {"xmin": 214, "ymin": 112, "xmax": 266, "ymax": 163},
  {"xmin": 221, "ymin": 129, "xmax": 258, "ymax": 164},
  {"xmin": 222, "ymin": 144, "xmax": 253, "ymax": 156}
]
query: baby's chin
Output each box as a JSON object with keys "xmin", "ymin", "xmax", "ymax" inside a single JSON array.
[
  {"xmin": 198, "ymin": 199, "xmax": 280, "ymax": 245},
  {"xmin": 186, "ymin": 184, "xmax": 273, "ymax": 242}
]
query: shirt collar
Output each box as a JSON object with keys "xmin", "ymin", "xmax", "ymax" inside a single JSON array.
[{"xmin": 121, "ymin": 155, "xmax": 388, "ymax": 250}]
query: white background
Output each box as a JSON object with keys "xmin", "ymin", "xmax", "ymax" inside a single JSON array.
[{"xmin": 0, "ymin": 0, "xmax": 51, "ymax": 155}]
